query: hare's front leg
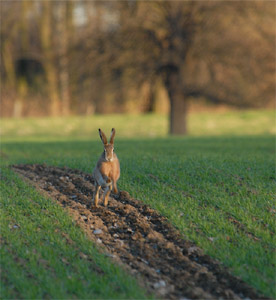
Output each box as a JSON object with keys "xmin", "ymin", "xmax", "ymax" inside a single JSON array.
[
  {"xmin": 94, "ymin": 184, "xmax": 101, "ymax": 207},
  {"xmin": 103, "ymin": 184, "xmax": 112, "ymax": 207}
]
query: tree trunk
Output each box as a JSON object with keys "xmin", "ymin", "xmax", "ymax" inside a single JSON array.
[
  {"xmin": 142, "ymin": 80, "xmax": 155, "ymax": 112},
  {"xmin": 57, "ymin": 1, "xmax": 72, "ymax": 116},
  {"xmin": 3, "ymin": 42, "xmax": 16, "ymax": 90},
  {"xmin": 41, "ymin": 1, "xmax": 60, "ymax": 116},
  {"xmin": 169, "ymin": 90, "xmax": 188, "ymax": 135},
  {"xmin": 164, "ymin": 70, "xmax": 188, "ymax": 135},
  {"xmin": 2, "ymin": 41, "xmax": 20, "ymax": 117}
]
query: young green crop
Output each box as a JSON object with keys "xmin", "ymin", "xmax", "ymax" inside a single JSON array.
[
  {"xmin": 1, "ymin": 111, "xmax": 275, "ymax": 298},
  {"xmin": 0, "ymin": 168, "xmax": 149, "ymax": 299}
]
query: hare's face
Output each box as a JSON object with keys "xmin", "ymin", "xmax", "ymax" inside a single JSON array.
[
  {"xmin": 99, "ymin": 128, "xmax": 116, "ymax": 161},
  {"xmin": 104, "ymin": 144, "xmax": 114, "ymax": 161}
]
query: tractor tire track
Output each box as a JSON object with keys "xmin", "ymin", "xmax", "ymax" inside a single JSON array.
[{"xmin": 12, "ymin": 164, "xmax": 267, "ymax": 300}]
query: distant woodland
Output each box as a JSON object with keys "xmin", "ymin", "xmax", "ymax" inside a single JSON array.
[{"xmin": 1, "ymin": 1, "xmax": 275, "ymax": 133}]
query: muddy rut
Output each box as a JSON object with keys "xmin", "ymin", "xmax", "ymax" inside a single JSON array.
[{"xmin": 12, "ymin": 164, "xmax": 266, "ymax": 300}]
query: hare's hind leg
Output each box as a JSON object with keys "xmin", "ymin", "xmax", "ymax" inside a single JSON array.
[
  {"xmin": 113, "ymin": 181, "xmax": 118, "ymax": 194},
  {"xmin": 94, "ymin": 184, "xmax": 101, "ymax": 207}
]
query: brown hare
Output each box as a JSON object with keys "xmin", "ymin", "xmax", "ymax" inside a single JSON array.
[{"xmin": 92, "ymin": 128, "xmax": 120, "ymax": 207}]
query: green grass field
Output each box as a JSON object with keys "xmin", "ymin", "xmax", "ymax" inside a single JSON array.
[{"xmin": 1, "ymin": 110, "xmax": 275, "ymax": 298}]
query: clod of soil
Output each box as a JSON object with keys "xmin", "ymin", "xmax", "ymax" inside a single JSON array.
[{"xmin": 12, "ymin": 164, "xmax": 267, "ymax": 300}]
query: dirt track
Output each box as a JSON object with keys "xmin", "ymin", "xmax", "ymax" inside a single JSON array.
[{"xmin": 12, "ymin": 164, "xmax": 267, "ymax": 300}]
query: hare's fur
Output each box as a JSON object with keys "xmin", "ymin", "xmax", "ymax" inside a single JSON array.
[{"xmin": 92, "ymin": 128, "xmax": 120, "ymax": 207}]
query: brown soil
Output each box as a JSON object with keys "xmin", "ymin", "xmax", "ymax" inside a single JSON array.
[{"xmin": 12, "ymin": 164, "xmax": 267, "ymax": 300}]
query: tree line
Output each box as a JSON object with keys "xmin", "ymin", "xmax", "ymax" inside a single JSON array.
[{"xmin": 1, "ymin": 1, "xmax": 275, "ymax": 134}]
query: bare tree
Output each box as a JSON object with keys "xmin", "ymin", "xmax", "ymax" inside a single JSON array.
[{"xmin": 96, "ymin": 1, "xmax": 275, "ymax": 134}]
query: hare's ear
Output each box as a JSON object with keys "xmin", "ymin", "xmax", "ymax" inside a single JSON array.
[
  {"xmin": 110, "ymin": 128, "xmax": 116, "ymax": 145},
  {"xmin": 99, "ymin": 129, "xmax": 107, "ymax": 145}
]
